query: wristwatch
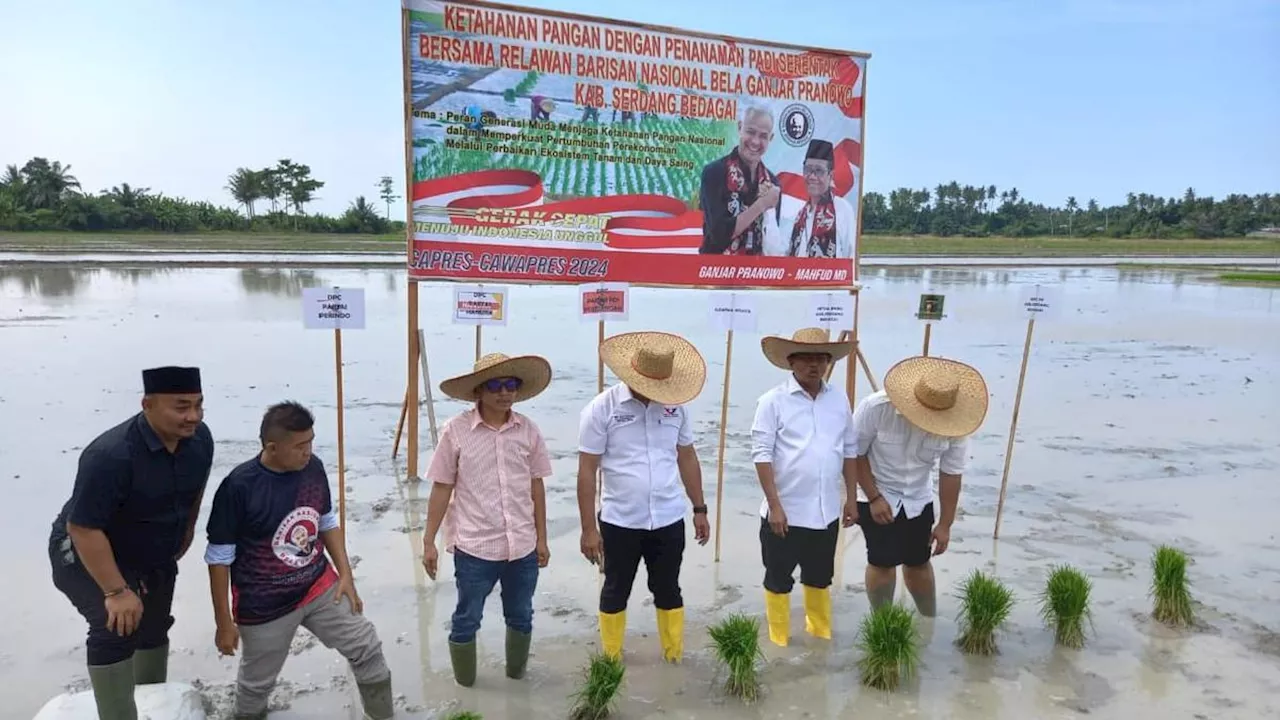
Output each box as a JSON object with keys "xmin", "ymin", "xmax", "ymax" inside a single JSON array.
[{"xmin": 692, "ymin": 505, "xmax": 708, "ymax": 515}]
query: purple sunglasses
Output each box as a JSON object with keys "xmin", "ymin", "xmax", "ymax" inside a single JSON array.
[{"xmin": 481, "ymin": 377, "xmax": 523, "ymax": 393}]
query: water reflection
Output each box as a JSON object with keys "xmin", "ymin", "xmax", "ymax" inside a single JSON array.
[
  {"xmin": 0, "ymin": 266, "xmax": 168, "ymax": 298},
  {"xmin": 238, "ymin": 268, "xmax": 324, "ymax": 297}
]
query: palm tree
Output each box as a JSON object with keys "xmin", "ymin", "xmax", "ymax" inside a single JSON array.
[
  {"xmin": 1066, "ymin": 196, "xmax": 1079, "ymax": 236},
  {"xmin": 20, "ymin": 157, "xmax": 80, "ymax": 209},
  {"xmin": 226, "ymin": 168, "xmax": 264, "ymax": 218}
]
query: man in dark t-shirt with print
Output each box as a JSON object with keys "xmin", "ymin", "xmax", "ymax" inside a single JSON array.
[{"xmin": 204, "ymin": 401, "xmax": 393, "ymax": 720}]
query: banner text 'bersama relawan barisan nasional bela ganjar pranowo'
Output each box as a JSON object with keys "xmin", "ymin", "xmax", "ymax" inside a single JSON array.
[{"xmin": 404, "ymin": 0, "xmax": 867, "ymax": 288}]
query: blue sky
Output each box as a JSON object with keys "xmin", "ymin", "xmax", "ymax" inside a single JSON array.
[{"xmin": 1, "ymin": 0, "xmax": 1276, "ymax": 217}]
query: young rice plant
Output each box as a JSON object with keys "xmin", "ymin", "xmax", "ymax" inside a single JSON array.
[
  {"xmin": 855, "ymin": 603, "xmax": 921, "ymax": 691},
  {"xmin": 1151, "ymin": 545, "xmax": 1194, "ymax": 627},
  {"xmin": 707, "ymin": 613, "xmax": 765, "ymax": 702},
  {"xmin": 1038, "ymin": 564, "xmax": 1093, "ymax": 649},
  {"xmin": 569, "ymin": 652, "xmax": 626, "ymax": 720},
  {"xmin": 442, "ymin": 712, "xmax": 483, "ymax": 720},
  {"xmin": 955, "ymin": 569, "xmax": 1016, "ymax": 655}
]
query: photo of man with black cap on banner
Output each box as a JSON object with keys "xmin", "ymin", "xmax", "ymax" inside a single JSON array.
[
  {"xmin": 47, "ymin": 366, "xmax": 214, "ymax": 720},
  {"xmin": 782, "ymin": 138, "xmax": 855, "ymax": 259}
]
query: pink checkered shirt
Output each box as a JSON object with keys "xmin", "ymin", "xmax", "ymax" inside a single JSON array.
[{"xmin": 426, "ymin": 408, "xmax": 553, "ymax": 562}]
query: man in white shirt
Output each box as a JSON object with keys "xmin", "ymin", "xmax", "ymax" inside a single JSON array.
[
  {"xmin": 576, "ymin": 331, "xmax": 712, "ymax": 663},
  {"xmin": 750, "ymin": 328, "xmax": 860, "ymax": 647},
  {"xmin": 852, "ymin": 356, "xmax": 989, "ymax": 617}
]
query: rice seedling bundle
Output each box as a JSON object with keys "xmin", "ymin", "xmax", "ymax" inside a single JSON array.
[
  {"xmin": 1038, "ymin": 564, "xmax": 1093, "ymax": 649},
  {"xmin": 956, "ymin": 569, "xmax": 1016, "ymax": 655},
  {"xmin": 568, "ymin": 652, "xmax": 626, "ymax": 720},
  {"xmin": 855, "ymin": 603, "xmax": 921, "ymax": 691},
  {"xmin": 1151, "ymin": 545, "xmax": 1194, "ymax": 627},
  {"xmin": 707, "ymin": 613, "xmax": 765, "ymax": 702}
]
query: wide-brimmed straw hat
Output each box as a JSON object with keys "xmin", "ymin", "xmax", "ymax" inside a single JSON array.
[
  {"xmin": 600, "ymin": 331, "xmax": 706, "ymax": 406},
  {"xmin": 440, "ymin": 352, "xmax": 552, "ymax": 403},
  {"xmin": 883, "ymin": 356, "xmax": 989, "ymax": 438},
  {"xmin": 761, "ymin": 327, "xmax": 853, "ymax": 370}
]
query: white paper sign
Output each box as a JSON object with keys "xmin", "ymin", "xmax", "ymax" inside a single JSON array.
[
  {"xmin": 809, "ymin": 292, "xmax": 852, "ymax": 331},
  {"xmin": 578, "ymin": 282, "xmax": 630, "ymax": 322},
  {"xmin": 452, "ymin": 285, "xmax": 510, "ymax": 326},
  {"xmin": 1020, "ymin": 284, "xmax": 1059, "ymax": 320},
  {"xmin": 708, "ymin": 292, "xmax": 758, "ymax": 332},
  {"xmin": 302, "ymin": 287, "xmax": 366, "ymax": 330}
]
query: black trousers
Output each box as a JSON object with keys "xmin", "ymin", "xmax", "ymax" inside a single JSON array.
[
  {"xmin": 49, "ymin": 533, "xmax": 176, "ymax": 666},
  {"xmin": 759, "ymin": 518, "xmax": 840, "ymax": 594},
  {"xmin": 599, "ymin": 518, "xmax": 685, "ymax": 614}
]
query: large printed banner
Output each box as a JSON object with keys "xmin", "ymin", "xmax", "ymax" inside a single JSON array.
[{"xmin": 404, "ymin": 0, "xmax": 867, "ymax": 289}]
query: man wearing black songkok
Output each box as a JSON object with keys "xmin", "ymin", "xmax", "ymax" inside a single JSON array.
[{"xmin": 48, "ymin": 366, "xmax": 214, "ymax": 719}]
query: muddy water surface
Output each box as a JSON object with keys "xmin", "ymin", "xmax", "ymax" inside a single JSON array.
[{"xmin": 1, "ymin": 264, "xmax": 1277, "ymax": 720}]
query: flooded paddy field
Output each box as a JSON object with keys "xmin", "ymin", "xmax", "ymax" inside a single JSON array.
[{"xmin": 1, "ymin": 262, "xmax": 1277, "ymax": 719}]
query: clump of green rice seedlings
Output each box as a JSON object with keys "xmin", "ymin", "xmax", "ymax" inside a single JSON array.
[
  {"xmin": 1038, "ymin": 564, "xmax": 1093, "ymax": 649},
  {"xmin": 441, "ymin": 712, "xmax": 483, "ymax": 720},
  {"xmin": 707, "ymin": 613, "xmax": 765, "ymax": 702},
  {"xmin": 855, "ymin": 603, "xmax": 921, "ymax": 691},
  {"xmin": 1150, "ymin": 545, "xmax": 1194, "ymax": 627},
  {"xmin": 568, "ymin": 653, "xmax": 626, "ymax": 720},
  {"xmin": 955, "ymin": 569, "xmax": 1016, "ymax": 655}
]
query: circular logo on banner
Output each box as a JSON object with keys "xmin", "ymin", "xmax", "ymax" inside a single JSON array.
[
  {"xmin": 780, "ymin": 104, "xmax": 815, "ymax": 146},
  {"xmin": 272, "ymin": 507, "xmax": 321, "ymax": 569}
]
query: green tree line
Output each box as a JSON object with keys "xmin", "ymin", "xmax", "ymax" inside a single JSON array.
[
  {"xmin": 0, "ymin": 157, "xmax": 403, "ymax": 235},
  {"xmin": 862, "ymin": 182, "xmax": 1279, "ymax": 238},
  {"xmin": 3, "ymin": 156, "xmax": 1275, "ymax": 239}
]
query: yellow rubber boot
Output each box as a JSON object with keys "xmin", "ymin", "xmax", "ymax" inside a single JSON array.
[
  {"xmin": 655, "ymin": 607, "xmax": 684, "ymax": 663},
  {"xmin": 599, "ymin": 611, "xmax": 626, "ymax": 659},
  {"xmin": 764, "ymin": 590, "xmax": 791, "ymax": 647},
  {"xmin": 803, "ymin": 586, "xmax": 832, "ymax": 640}
]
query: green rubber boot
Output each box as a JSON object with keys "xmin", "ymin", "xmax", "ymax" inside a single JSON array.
[
  {"xmin": 132, "ymin": 643, "xmax": 169, "ymax": 685},
  {"xmin": 87, "ymin": 657, "xmax": 138, "ymax": 720},
  {"xmin": 449, "ymin": 640, "xmax": 477, "ymax": 687},
  {"xmin": 357, "ymin": 672, "xmax": 395, "ymax": 719},
  {"xmin": 505, "ymin": 629, "xmax": 532, "ymax": 679}
]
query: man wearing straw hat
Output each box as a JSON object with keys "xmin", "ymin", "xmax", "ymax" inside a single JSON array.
[
  {"xmin": 204, "ymin": 401, "xmax": 394, "ymax": 720},
  {"xmin": 577, "ymin": 331, "xmax": 711, "ymax": 663},
  {"xmin": 852, "ymin": 356, "xmax": 989, "ymax": 617},
  {"xmin": 49, "ymin": 366, "xmax": 212, "ymax": 720},
  {"xmin": 751, "ymin": 328, "xmax": 860, "ymax": 647},
  {"xmin": 422, "ymin": 352, "xmax": 554, "ymax": 687}
]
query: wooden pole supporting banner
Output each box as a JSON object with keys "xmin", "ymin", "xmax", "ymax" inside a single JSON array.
[
  {"xmin": 713, "ymin": 330, "xmax": 733, "ymax": 563},
  {"xmin": 392, "ymin": 388, "xmax": 409, "ymax": 459},
  {"xmin": 474, "ymin": 325, "xmax": 482, "ymax": 363},
  {"xmin": 857, "ymin": 346, "xmax": 880, "ymax": 393},
  {"xmin": 922, "ymin": 322, "xmax": 932, "ymax": 356},
  {"xmin": 335, "ymin": 328, "xmax": 347, "ymax": 529},
  {"xmin": 401, "ymin": 7, "xmax": 420, "ymax": 480},
  {"xmin": 418, "ymin": 329, "xmax": 440, "ymax": 447},
  {"xmin": 993, "ymin": 317, "xmax": 1036, "ymax": 539}
]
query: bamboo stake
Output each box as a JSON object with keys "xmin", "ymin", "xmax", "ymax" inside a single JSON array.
[
  {"xmin": 857, "ymin": 346, "xmax": 880, "ymax": 393},
  {"xmin": 418, "ymin": 329, "xmax": 440, "ymax": 447},
  {"xmin": 335, "ymin": 328, "xmax": 347, "ymax": 529},
  {"xmin": 993, "ymin": 317, "xmax": 1036, "ymax": 539},
  {"xmin": 474, "ymin": 325, "xmax": 482, "ymax": 363},
  {"xmin": 713, "ymin": 330, "xmax": 733, "ymax": 562},
  {"xmin": 922, "ymin": 322, "xmax": 932, "ymax": 356},
  {"xmin": 392, "ymin": 388, "xmax": 409, "ymax": 459}
]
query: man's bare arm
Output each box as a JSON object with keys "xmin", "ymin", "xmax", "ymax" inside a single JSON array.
[
  {"xmin": 576, "ymin": 453, "xmax": 601, "ymax": 531},
  {"xmin": 676, "ymin": 445, "xmax": 706, "ymax": 506},
  {"xmin": 320, "ymin": 528, "xmax": 354, "ymax": 578},
  {"xmin": 422, "ymin": 482, "xmax": 454, "ymax": 546},
  {"xmin": 531, "ymin": 478, "xmax": 548, "ymax": 544},
  {"xmin": 66, "ymin": 523, "xmax": 127, "ymax": 593},
  {"xmin": 208, "ymin": 564, "xmax": 233, "ymax": 627},
  {"xmin": 937, "ymin": 472, "xmax": 962, "ymax": 528}
]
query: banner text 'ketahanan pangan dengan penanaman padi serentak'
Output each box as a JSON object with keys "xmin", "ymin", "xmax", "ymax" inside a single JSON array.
[{"xmin": 404, "ymin": 0, "xmax": 867, "ymax": 289}]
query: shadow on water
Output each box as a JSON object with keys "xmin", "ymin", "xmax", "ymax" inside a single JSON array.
[{"xmin": 238, "ymin": 268, "xmax": 324, "ymax": 297}]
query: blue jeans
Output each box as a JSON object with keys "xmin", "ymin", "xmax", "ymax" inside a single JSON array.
[{"xmin": 449, "ymin": 549, "xmax": 539, "ymax": 644}]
